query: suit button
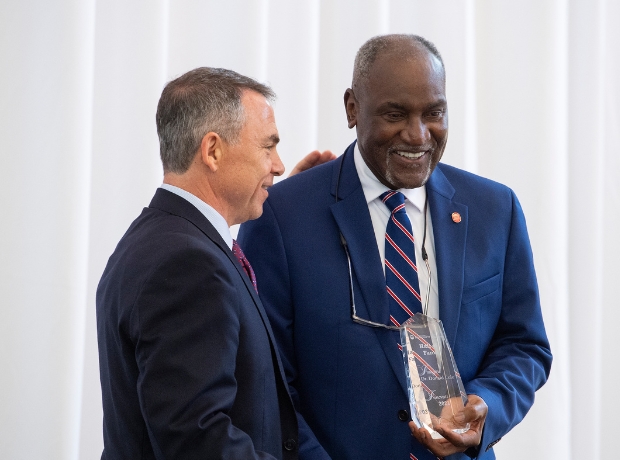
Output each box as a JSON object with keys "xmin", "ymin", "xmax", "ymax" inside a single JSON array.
[
  {"xmin": 283, "ymin": 438, "xmax": 298, "ymax": 451},
  {"xmin": 398, "ymin": 409, "xmax": 409, "ymax": 422}
]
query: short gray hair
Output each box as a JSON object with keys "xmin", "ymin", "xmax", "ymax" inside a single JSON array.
[
  {"xmin": 352, "ymin": 34, "xmax": 444, "ymax": 88},
  {"xmin": 156, "ymin": 67, "xmax": 275, "ymax": 174}
]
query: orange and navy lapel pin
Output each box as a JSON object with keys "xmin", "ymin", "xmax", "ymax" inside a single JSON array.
[{"xmin": 451, "ymin": 212, "xmax": 461, "ymax": 223}]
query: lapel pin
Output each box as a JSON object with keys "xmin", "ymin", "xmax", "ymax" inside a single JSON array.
[{"xmin": 451, "ymin": 212, "xmax": 461, "ymax": 223}]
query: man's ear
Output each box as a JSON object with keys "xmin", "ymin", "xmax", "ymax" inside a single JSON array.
[
  {"xmin": 200, "ymin": 132, "xmax": 223, "ymax": 172},
  {"xmin": 344, "ymin": 88, "xmax": 358, "ymax": 129}
]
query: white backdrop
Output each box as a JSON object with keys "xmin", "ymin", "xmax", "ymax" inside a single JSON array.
[{"xmin": 1, "ymin": 0, "xmax": 618, "ymax": 459}]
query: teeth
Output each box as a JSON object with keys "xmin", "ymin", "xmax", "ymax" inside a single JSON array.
[{"xmin": 395, "ymin": 151, "xmax": 425, "ymax": 159}]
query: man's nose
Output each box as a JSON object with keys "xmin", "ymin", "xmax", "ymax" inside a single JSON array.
[
  {"xmin": 271, "ymin": 148, "xmax": 285, "ymax": 176},
  {"xmin": 400, "ymin": 117, "xmax": 430, "ymax": 145}
]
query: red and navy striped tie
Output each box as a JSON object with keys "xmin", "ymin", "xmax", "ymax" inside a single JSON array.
[{"xmin": 381, "ymin": 191, "xmax": 422, "ymax": 328}]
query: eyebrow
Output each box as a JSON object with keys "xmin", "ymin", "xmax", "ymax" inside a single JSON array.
[
  {"xmin": 264, "ymin": 134, "xmax": 280, "ymax": 145},
  {"xmin": 381, "ymin": 101, "xmax": 408, "ymax": 111},
  {"xmin": 380, "ymin": 99, "xmax": 447, "ymax": 111},
  {"xmin": 426, "ymin": 99, "xmax": 447, "ymax": 109}
]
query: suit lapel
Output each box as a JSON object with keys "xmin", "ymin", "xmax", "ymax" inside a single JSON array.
[
  {"xmin": 148, "ymin": 189, "xmax": 287, "ymax": 379},
  {"xmin": 330, "ymin": 189, "xmax": 389, "ymax": 324},
  {"xmin": 150, "ymin": 189, "xmax": 259, "ymax": 298},
  {"xmin": 426, "ymin": 166, "xmax": 467, "ymax": 346},
  {"xmin": 329, "ymin": 146, "xmax": 408, "ymax": 396}
]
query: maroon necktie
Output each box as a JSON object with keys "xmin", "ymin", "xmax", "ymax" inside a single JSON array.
[{"xmin": 232, "ymin": 239, "xmax": 258, "ymax": 293}]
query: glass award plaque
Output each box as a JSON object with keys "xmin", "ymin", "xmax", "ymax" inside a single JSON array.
[{"xmin": 400, "ymin": 313, "xmax": 470, "ymax": 439}]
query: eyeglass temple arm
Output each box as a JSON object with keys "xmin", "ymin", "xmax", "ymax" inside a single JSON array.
[
  {"xmin": 339, "ymin": 233, "xmax": 355, "ymax": 307},
  {"xmin": 421, "ymin": 247, "xmax": 431, "ymax": 316}
]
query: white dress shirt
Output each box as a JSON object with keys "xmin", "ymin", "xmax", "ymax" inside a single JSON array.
[
  {"xmin": 160, "ymin": 183, "xmax": 233, "ymax": 250},
  {"xmin": 353, "ymin": 144, "xmax": 439, "ymax": 319}
]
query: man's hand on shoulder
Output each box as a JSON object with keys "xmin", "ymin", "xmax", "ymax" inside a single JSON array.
[
  {"xmin": 409, "ymin": 394, "xmax": 488, "ymax": 458},
  {"xmin": 288, "ymin": 150, "xmax": 336, "ymax": 177}
]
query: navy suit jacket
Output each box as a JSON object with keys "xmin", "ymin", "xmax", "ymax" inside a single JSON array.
[
  {"xmin": 238, "ymin": 143, "xmax": 552, "ymax": 460},
  {"xmin": 97, "ymin": 188, "xmax": 298, "ymax": 460}
]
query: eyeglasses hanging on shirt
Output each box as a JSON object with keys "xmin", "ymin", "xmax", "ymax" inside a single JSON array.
[{"xmin": 335, "ymin": 153, "xmax": 432, "ymax": 330}]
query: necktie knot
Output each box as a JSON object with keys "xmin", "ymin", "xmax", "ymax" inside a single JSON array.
[{"xmin": 380, "ymin": 190, "xmax": 407, "ymax": 214}]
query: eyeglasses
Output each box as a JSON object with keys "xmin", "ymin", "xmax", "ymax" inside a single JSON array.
[
  {"xmin": 340, "ymin": 232, "xmax": 432, "ymax": 330},
  {"xmin": 333, "ymin": 149, "xmax": 431, "ymax": 329}
]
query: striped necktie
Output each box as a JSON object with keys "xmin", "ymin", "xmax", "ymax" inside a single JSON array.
[{"xmin": 381, "ymin": 191, "xmax": 422, "ymax": 328}]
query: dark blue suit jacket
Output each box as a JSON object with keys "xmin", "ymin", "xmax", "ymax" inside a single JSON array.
[
  {"xmin": 97, "ymin": 188, "xmax": 298, "ymax": 460},
  {"xmin": 238, "ymin": 143, "xmax": 552, "ymax": 460}
]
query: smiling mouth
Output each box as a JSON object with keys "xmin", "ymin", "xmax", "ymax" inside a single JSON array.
[{"xmin": 393, "ymin": 150, "xmax": 427, "ymax": 160}]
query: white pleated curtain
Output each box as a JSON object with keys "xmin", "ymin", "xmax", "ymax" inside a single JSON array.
[{"xmin": 0, "ymin": 1, "xmax": 618, "ymax": 459}]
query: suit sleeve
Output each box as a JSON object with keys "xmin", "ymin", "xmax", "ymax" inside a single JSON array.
[
  {"xmin": 239, "ymin": 201, "xmax": 332, "ymax": 460},
  {"xmin": 464, "ymin": 190, "xmax": 552, "ymax": 456},
  {"xmin": 130, "ymin": 240, "xmax": 277, "ymax": 460}
]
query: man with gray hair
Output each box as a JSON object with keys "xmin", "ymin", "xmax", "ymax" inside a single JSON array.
[
  {"xmin": 239, "ymin": 34, "xmax": 551, "ymax": 459},
  {"xmin": 97, "ymin": 67, "xmax": 300, "ymax": 459}
]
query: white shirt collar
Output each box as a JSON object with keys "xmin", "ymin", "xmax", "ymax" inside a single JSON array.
[
  {"xmin": 159, "ymin": 183, "xmax": 233, "ymax": 249},
  {"xmin": 353, "ymin": 143, "xmax": 426, "ymax": 210}
]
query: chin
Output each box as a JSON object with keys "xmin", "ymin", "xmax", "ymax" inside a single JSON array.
[
  {"xmin": 246, "ymin": 207, "xmax": 264, "ymax": 222},
  {"xmin": 386, "ymin": 171, "xmax": 431, "ymax": 190},
  {"xmin": 383, "ymin": 156, "xmax": 435, "ymax": 189}
]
